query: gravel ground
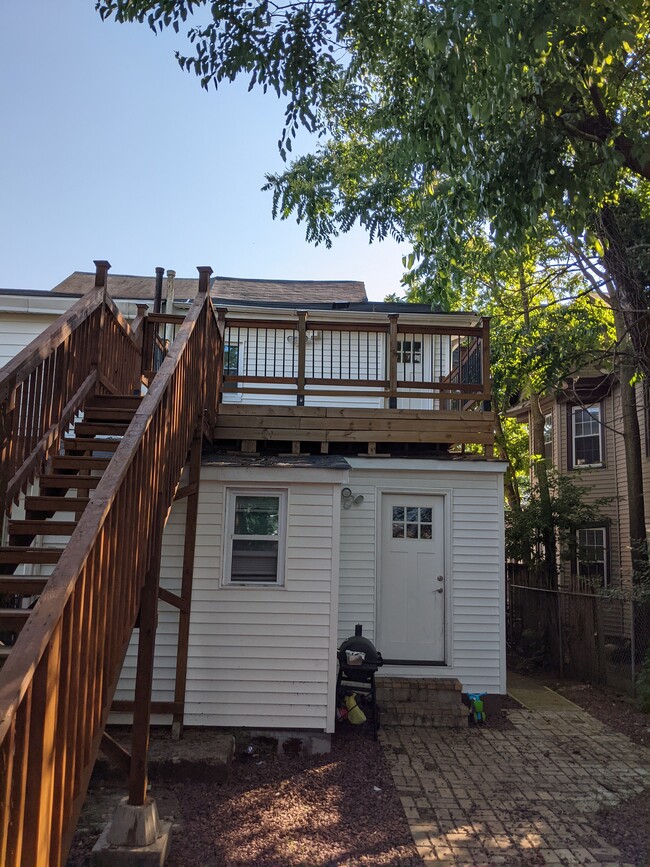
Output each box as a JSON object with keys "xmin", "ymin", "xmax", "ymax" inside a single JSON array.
[{"xmin": 67, "ymin": 726, "xmax": 421, "ymax": 867}]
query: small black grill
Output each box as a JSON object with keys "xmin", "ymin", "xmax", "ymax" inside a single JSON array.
[{"xmin": 336, "ymin": 625, "xmax": 383, "ymax": 739}]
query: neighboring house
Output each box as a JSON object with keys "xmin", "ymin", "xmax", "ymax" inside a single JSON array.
[
  {"xmin": 0, "ymin": 268, "xmax": 506, "ymax": 736},
  {"xmin": 509, "ymin": 369, "xmax": 650, "ymax": 591}
]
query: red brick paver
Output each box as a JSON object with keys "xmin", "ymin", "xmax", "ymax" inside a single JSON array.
[{"xmin": 380, "ymin": 709, "xmax": 650, "ymax": 865}]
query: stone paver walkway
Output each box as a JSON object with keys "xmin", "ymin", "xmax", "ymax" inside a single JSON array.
[{"xmin": 380, "ymin": 709, "xmax": 650, "ymax": 865}]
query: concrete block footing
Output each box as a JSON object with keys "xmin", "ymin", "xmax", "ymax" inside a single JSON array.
[{"xmin": 92, "ymin": 797, "xmax": 172, "ymax": 866}]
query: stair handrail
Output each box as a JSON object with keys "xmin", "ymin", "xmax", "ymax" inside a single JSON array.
[
  {"xmin": 0, "ymin": 276, "xmax": 141, "ymax": 518},
  {"xmin": 0, "ymin": 272, "xmax": 220, "ymax": 866}
]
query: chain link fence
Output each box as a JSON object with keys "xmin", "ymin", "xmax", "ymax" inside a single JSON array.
[{"xmin": 507, "ymin": 564, "xmax": 650, "ymax": 696}]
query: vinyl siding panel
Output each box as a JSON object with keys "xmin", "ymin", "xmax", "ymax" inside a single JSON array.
[
  {"xmin": 0, "ymin": 313, "xmax": 59, "ymax": 368},
  {"xmin": 113, "ymin": 466, "xmax": 344, "ymax": 731}
]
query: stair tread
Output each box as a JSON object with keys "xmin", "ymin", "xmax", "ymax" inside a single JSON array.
[
  {"xmin": 0, "ymin": 547, "xmax": 63, "ymax": 564},
  {"xmin": 0, "ymin": 576, "xmax": 48, "ymax": 594},
  {"xmin": 52, "ymin": 456, "xmax": 111, "ymax": 469},
  {"xmin": 85, "ymin": 395, "xmax": 142, "ymax": 407},
  {"xmin": 63, "ymin": 438, "xmax": 121, "ymax": 452},
  {"xmin": 39, "ymin": 475, "xmax": 101, "ymax": 489},
  {"xmin": 0, "ymin": 609, "xmax": 31, "ymax": 631},
  {"xmin": 74, "ymin": 423, "xmax": 129, "ymax": 437},
  {"xmin": 8, "ymin": 520, "xmax": 77, "ymax": 536},
  {"xmin": 25, "ymin": 496, "xmax": 89, "ymax": 512}
]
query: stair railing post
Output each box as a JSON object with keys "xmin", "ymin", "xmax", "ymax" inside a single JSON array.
[
  {"xmin": 296, "ymin": 310, "xmax": 307, "ymax": 406},
  {"xmin": 388, "ymin": 313, "xmax": 399, "ymax": 409},
  {"xmin": 128, "ymin": 491, "xmax": 166, "ymax": 806},
  {"xmin": 91, "ymin": 260, "xmax": 111, "ymax": 392}
]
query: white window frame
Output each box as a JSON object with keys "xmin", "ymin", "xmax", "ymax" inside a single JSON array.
[
  {"xmin": 543, "ymin": 413, "xmax": 553, "ymax": 445},
  {"xmin": 572, "ymin": 404, "xmax": 602, "ymax": 467},
  {"xmin": 223, "ymin": 488, "xmax": 288, "ymax": 587},
  {"xmin": 396, "ymin": 339, "xmax": 422, "ymax": 364},
  {"xmin": 576, "ymin": 527, "xmax": 608, "ymax": 587}
]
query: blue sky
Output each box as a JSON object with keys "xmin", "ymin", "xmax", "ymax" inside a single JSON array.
[{"xmin": 0, "ymin": 1, "xmax": 408, "ymax": 300}]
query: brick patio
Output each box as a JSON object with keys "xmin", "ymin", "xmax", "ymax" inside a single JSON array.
[{"xmin": 380, "ymin": 708, "xmax": 650, "ymax": 865}]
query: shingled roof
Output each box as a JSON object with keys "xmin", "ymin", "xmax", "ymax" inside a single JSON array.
[{"xmin": 52, "ymin": 272, "xmax": 368, "ymax": 304}]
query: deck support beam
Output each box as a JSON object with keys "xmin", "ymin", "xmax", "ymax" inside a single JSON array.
[
  {"xmin": 128, "ymin": 492, "xmax": 166, "ymax": 806},
  {"xmin": 171, "ymin": 428, "xmax": 203, "ymax": 740}
]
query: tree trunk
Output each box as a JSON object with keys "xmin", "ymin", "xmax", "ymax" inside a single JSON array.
[
  {"xmin": 611, "ymin": 305, "xmax": 648, "ymax": 582},
  {"xmin": 494, "ymin": 412, "xmax": 521, "ymax": 509},
  {"xmin": 530, "ymin": 393, "xmax": 557, "ymax": 586},
  {"xmin": 597, "ymin": 206, "xmax": 650, "ymax": 380}
]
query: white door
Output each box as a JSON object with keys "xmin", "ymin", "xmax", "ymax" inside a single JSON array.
[{"xmin": 379, "ymin": 494, "xmax": 445, "ymax": 662}]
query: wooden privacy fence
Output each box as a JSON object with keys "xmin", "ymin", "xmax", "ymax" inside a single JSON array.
[
  {"xmin": 0, "ymin": 262, "xmax": 141, "ymax": 521},
  {"xmin": 0, "ymin": 271, "xmax": 222, "ymax": 865},
  {"xmin": 221, "ymin": 313, "xmax": 491, "ymax": 407}
]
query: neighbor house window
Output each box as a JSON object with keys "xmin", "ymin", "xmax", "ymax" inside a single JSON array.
[
  {"xmin": 576, "ymin": 527, "xmax": 608, "ymax": 587},
  {"xmin": 396, "ymin": 340, "xmax": 421, "ymax": 364},
  {"xmin": 572, "ymin": 405, "xmax": 602, "ymax": 466},
  {"xmin": 224, "ymin": 343, "xmax": 239, "ymax": 376},
  {"xmin": 224, "ymin": 490, "xmax": 287, "ymax": 585},
  {"xmin": 543, "ymin": 412, "xmax": 553, "ymax": 460}
]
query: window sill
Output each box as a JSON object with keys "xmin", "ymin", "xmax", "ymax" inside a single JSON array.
[{"xmin": 571, "ymin": 462, "xmax": 604, "ymax": 470}]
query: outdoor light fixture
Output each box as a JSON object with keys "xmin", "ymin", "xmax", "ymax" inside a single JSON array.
[{"xmin": 341, "ymin": 488, "xmax": 364, "ymax": 509}]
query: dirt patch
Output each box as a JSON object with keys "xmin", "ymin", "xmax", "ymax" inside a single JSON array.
[
  {"xmin": 592, "ymin": 790, "xmax": 650, "ymax": 867},
  {"xmin": 67, "ymin": 726, "xmax": 420, "ymax": 867},
  {"xmin": 554, "ymin": 682, "xmax": 650, "ymax": 748}
]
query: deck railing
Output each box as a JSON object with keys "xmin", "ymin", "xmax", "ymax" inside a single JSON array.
[
  {"xmin": 0, "ymin": 262, "xmax": 141, "ymax": 518},
  {"xmin": 221, "ymin": 313, "xmax": 491, "ymax": 407},
  {"xmin": 0, "ymin": 272, "xmax": 221, "ymax": 865}
]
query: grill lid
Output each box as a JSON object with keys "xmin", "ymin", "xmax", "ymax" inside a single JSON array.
[{"xmin": 338, "ymin": 624, "xmax": 383, "ymax": 670}]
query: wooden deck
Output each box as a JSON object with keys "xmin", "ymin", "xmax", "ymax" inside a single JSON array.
[{"xmin": 214, "ymin": 404, "xmax": 496, "ymax": 450}]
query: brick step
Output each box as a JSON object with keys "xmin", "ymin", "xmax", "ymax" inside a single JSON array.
[
  {"xmin": 376, "ymin": 677, "xmax": 467, "ymax": 728},
  {"xmin": 380, "ymin": 702, "xmax": 468, "ymax": 728},
  {"xmin": 376, "ymin": 676, "xmax": 463, "ymax": 704}
]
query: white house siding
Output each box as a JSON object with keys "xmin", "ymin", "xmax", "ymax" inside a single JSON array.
[
  {"xmin": 338, "ymin": 459, "xmax": 507, "ymax": 694},
  {"xmin": 0, "ymin": 313, "xmax": 59, "ymax": 369},
  {"xmin": 115, "ymin": 463, "xmax": 347, "ymax": 731}
]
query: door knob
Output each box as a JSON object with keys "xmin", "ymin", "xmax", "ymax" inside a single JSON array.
[{"xmin": 436, "ymin": 588, "xmax": 443, "ymax": 594}]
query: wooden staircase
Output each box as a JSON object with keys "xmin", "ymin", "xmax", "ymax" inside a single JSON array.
[
  {"xmin": 0, "ymin": 261, "xmax": 224, "ymax": 866},
  {"xmin": 0, "ymin": 396, "xmax": 141, "ymax": 662}
]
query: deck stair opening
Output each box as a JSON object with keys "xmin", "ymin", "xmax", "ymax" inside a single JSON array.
[{"xmin": 0, "ymin": 261, "xmax": 223, "ymax": 866}]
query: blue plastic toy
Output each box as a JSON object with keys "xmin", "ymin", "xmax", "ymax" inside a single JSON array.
[{"xmin": 468, "ymin": 692, "xmax": 487, "ymax": 724}]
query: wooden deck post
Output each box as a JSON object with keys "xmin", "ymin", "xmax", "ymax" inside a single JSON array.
[
  {"xmin": 481, "ymin": 317, "xmax": 494, "ymax": 457},
  {"xmin": 388, "ymin": 314, "xmax": 399, "ymax": 409},
  {"xmin": 171, "ymin": 431, "xmax": 203, "ymax": 740},
  {"xmin": 296, "ymin": 311, "xmax": 307, "ymax": 406},
  {"xmin": 128, "ymin": 492, "xmax": 166, "ymax": 806}
]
